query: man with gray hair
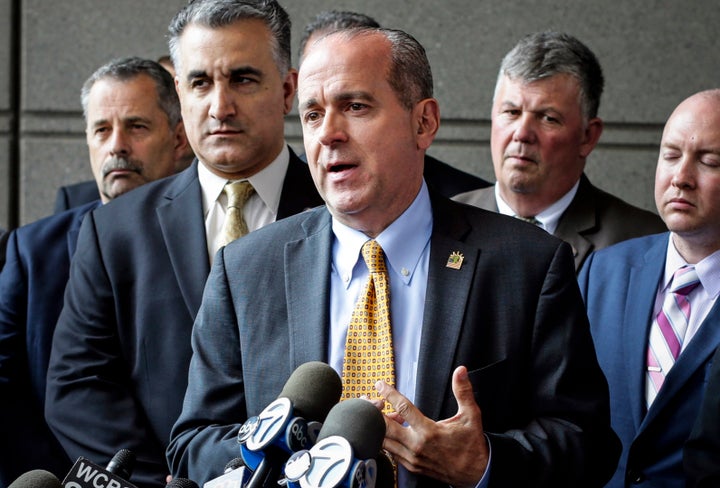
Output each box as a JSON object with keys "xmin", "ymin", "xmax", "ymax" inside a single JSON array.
[
  {"xmin": 454, "ymin": 31, "xmax": 665, "ymax": 271},
  {"xmin": 0, "ymin": 56, "xmax": 188, "ymax": 485},
  {"xmin": 44, "ymin": 1, "xmax": 322, "ymax": 486}
]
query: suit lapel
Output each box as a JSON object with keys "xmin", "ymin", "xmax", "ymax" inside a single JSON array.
[
  {"xmin": 277, "ymin": 149, "xmax": 324, "ymax": 219},
  {"xmin": 66, "ymin": 201, "xmax": 100, "ymax": 258},
  {"xmin": 285, "ymin": 208, "xmax": 333, "ymax": 368},
  {"xmin": 156, "ymin": 163, "xmax": 210, "ymax": 318},
  {"xmin": 414, "ymin": 196, "xmax": 476, "ymax": 420},
  {"xmin": 623, "ymin": 237, "xmax": 667, "ymax": 429},
  {"xmin": 554, "ymin": 175, "xmax": 596, "ymax": 269}
]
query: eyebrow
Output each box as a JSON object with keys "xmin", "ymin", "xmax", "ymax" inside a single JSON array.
[
  {"xmin": 89, "ymin": 116, "xmax": 152, "ymax": 129},
  {"xmin": 299, "ymin": 91, "xmax": 376, "ymax": 112},
  {"xmin": 185, "ymin": 66, "xmax": 264, "ymax": 83}
]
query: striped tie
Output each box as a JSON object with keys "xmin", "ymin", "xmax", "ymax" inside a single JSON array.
[
  {"xmin": 341, "ymin": 240, "xmax": 395, "ymax": 414},
  {"xmin": 646, "ymin": 265, "xmax": 700, "ymax": 407}
]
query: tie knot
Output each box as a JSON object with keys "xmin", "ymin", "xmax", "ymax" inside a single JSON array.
[
  {"xmin": 361, "ymin": 240, "xmax": 386, "ymax": 274},
  {"xmin": 515, "ymin": 215, "xmax": 540, "ymax": 226},
  {"xmin": 224, "ymin": 180, "xmax": 255, "ymax": 209},
  {"xmin": 671, "ymin": 266, "xmax": 700, "ymax": 296}
]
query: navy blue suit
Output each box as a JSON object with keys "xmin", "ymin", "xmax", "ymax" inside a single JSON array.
[
  {"xmin": 46, "ymin": 153, "xmax": 323, "ymax": 488},
  {"xmin": 53, "ymin": 180, "xmax": 100, "ymax": 213},
  {"xmin": 0, "ymin": 200, "xmax": 99, "ymax": 485},
  {"xmin": 578, "ymin": 233, "xmax": 720, "ymax": 487}
]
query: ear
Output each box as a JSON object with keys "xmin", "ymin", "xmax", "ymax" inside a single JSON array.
[
  {"xmin": 579, "ymin": 117, "xmax": 603, "ymax": 158},
  {"xmin": 172, "ymin": 121, "xmax": 191, "ymax": 164},
  {"xmin": 414, "ymin": 98, "xmax": 440, "ymax": 151},
  {"xmin": 283, "ymin": 68, "xmax": 298, "ymax": 115}
]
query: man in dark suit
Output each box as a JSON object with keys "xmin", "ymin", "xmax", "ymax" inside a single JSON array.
[
  {"xmin": 0, "ymin": 57, "xmax": 189, "ymax": 485},
  {"xmin": 453, "ymin": 32, "xmax": 664, "ymax": 271},
  {"xmin": 45, "ymin": 2, "xmax": 323, "ymax": 487},
  {"xmin": 578, "ymin": 89, "xmax": 720, "ymax": 486},
  {"xmin": 168, "ymin": 26, "xmax": 619, "ymax": 487}
]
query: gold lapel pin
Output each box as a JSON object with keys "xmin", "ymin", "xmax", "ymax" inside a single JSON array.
[{"xmin": 446, "ymin": 251, "xmax": 464, "ymax": 270}]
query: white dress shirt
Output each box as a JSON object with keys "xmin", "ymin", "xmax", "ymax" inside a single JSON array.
[
  {"xmin": 495, "ymin": 180, "xmax": 579, "ymax": 235},
  {"xmin": 198, "ymin": 145, "xmax": 290, "ymax": 264}
]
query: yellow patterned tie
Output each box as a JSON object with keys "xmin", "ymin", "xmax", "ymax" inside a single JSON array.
[
  {"xmin": 341, "ymin": 240, "xmax": 395, "ymax": 414},
  {"xmin": 220, "ymin": 180, "xmax": 255, "ymax": 247}
]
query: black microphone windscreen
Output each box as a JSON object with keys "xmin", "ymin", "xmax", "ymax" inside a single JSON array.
[
  {"xmin": 8, "ymin": 470, "xmax": 62, "ymax": 488},
  {"xmin": 223, "ymin": 457, "xmax": 245, "ymax": 473},
  {"xmin": 279, "ymin": 361, "xmax": 342, "ymax": 421},
  {"xmin": 106, "ymin": 448, "xmax": 135, "ymax": 480},
  {"xmin": 374, "ymin": 451, "xmax": 395, "ymax": 488},
  {"xmin": 317, "ymin": 398, "xmax": 386, "ymax": 460},
  {"xmin": 167, "ymin": 478, "xmax": 200, "ymax": 488}
]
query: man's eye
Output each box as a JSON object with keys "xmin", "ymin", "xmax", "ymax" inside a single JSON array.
[{"xmin": 304, "ymin": 112, "xmax": 321, "ymax": 123}]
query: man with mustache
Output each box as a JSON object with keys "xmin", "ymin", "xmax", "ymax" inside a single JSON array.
[
  {"xmin": 578, "ymin": 89, "xmax": 720, "ymax": 486},
  {"xmin": 44, "ymin": 1, "xmax": 323, "ymax": 486},
  {"xmin": 0, "ymin": 56, "xmax": 189, "ymax": 485},
  {"xmin": 454, "ymin": 31, "xmax": 665, "ymax": 272}
]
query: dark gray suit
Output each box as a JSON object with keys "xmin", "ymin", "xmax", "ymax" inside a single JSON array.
[
  {"xmin": 453, "ymin": 174, "xmax": 666, "ymax": 271},
  {"xmin": 46, "ymin": 151, "xmax": 323, "ymax": 488},
  {"xmin": 167, "ymin": 195, "xmax": 620, "ymax": 487}
]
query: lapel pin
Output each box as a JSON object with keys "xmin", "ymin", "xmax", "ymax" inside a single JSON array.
[{"xmin": 446, "ymin": 251, "xmax": 464, "ymax": 270}]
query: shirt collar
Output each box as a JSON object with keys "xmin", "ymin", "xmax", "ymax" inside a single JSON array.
[
  {"xmin": 332, "ymin": 181, "xmax": 433, "ymax": 287},
  {"xmin": 665, "ymin": 234, "xmax": 720, "ymax": 298},
  {"xmin": 197, "ymin": 144, "xmax": 290, "ymax": 216},
  {"xmin": 494, "ymin": 179, "xmax": 580, "ymax": 234}
]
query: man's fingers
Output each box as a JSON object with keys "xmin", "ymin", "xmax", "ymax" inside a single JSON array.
[
  {"xmin": 376, "ymin": 380, "xmax": 421, "ymax": 426},
  {"xmin": 451, "ymin": 365, "xmax": 477, "ymax": 415}
]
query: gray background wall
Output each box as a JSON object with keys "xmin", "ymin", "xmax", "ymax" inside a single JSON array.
[{"xmin": 2, "ymin": 0, "xmax": 719, "ymax": 229}]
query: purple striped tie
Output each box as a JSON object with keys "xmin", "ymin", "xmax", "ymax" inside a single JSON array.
[{"xmin": 646, "ymin": 265, "xmax": 700, "ymax": 407}]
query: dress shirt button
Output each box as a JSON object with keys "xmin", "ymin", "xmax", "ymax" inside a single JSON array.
[
  {"xmin": 343, "ymin": 274, "xmax": 350, "ymax": 283},
  {"xmin": 401, "ymin": 267, "xmax": 409, "ymax": 277}
]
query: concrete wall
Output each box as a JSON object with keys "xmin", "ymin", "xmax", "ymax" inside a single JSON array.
[{"xmin": 3, "ymin": 0, "xmax": 719, "ymax": 228}]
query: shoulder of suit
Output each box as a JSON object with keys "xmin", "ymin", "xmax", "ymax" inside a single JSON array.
[{"xmin": 451, "ymin": 185, "xmax": 496, "ymax": 209}]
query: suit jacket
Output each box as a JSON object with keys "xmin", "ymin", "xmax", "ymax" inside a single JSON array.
[
  {"xmin": 423, "ymin": 155, "xmax": 491, "ymax": 197},
  {"xmin": 0, "ymin": 228, "xmax": 8, "ymax": 270},
  {"xmin": 0, "ymin": 200, "xmax": 98, "ymax": 485},
  {"xmin": 167, "ymin": 194, "xmax": 620, "ymax": 487},
  {"xmin": 45, "ymin": 151, "xmax": 323, "ymax": 488},
  {"xmin": 53, "ymin": 180, "xmax": 100, "ymax": 213},
  {"xmin": 683, "ymin": 345, "xmax": 720, "ymax": 487},
  {"xmin": 453, "ymin": 174, "xmax": 666, "ymax": 271},
  {"xmin": 578, "ymin": 234, "xmax": 720, "ymax": 487}
]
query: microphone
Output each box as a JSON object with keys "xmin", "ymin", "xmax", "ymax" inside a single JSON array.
[
  {"xmin": 167, "ymin": 478, "xmax": 200, "ymax": 488},
  {"xmin": 283, "ymin": 398, "xmax": 386, "ymax": 488},
  {"xmin": 8, "ymin": 470, "xmax": 62, "ymax": 488},
  {"xmin": 105, "ymin": 448, "xmax": 135, "ymax": 480},
  {"xmin": 203, "ymin": 458, "xmax": 249, "ymax": 488},
  {"xmin": 237, "ymin": 361, "xmax": 342, "ymax": 488},
  {"xmin": 61, "ymin": 449, "xmax": 138, "ymax": 488}
]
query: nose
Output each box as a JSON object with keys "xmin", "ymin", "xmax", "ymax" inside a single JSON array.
[
  {"xmin": 671, "ymin": 155, "xmax": 696, "ymax": 189},
  {"xmin": 512, "ymin": 114, "xmax": 536, "ymax": 144},
  {"xmin": 109, "ymin": 128, "xmax": 130, "ymax": 157},
  {"xmin": 317, "ymin": 111, "xmax": 348, "ymax": 147},
  {"xmin": 209, "ymin": 84, "xmax": 236, "ymax": 121}
]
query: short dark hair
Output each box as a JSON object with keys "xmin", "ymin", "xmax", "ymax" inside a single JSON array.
[
  {"xmin": 496, "ymin": 31, "xmax": 604, "ymax": 119},
  {"xmin": 328, "ymin": 28, "xmax": 434, "ymax": 111},
  {"xmin": 81, "ymin": 56, "xmax": 181, "ymax": 127},
  {"xmin": 299, "ymin": 10, "xmax": 379, "ymax": 62},
  {"xmin": 168, "ymin": 0, "xmax": 292, "ymax": 78}
]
